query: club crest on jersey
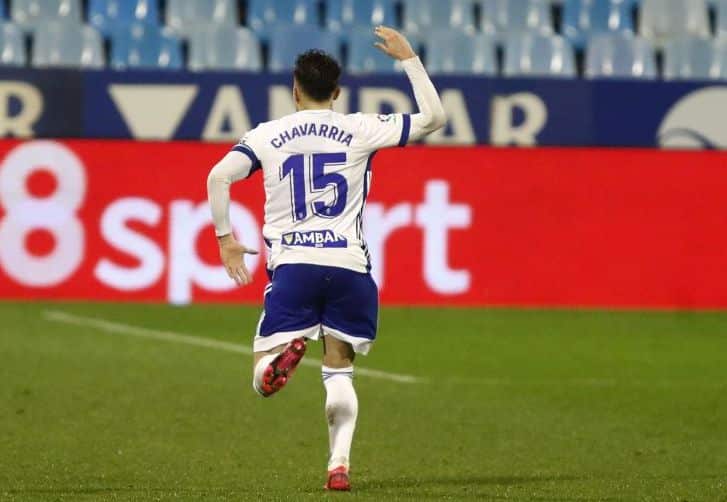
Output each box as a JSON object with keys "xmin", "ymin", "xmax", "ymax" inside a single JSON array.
[{"xmin": 282, "ymin": 230, "xmax": 348, "ymax": 248}]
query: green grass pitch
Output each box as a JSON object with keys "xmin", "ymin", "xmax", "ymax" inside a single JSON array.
[{"xmin": 1, "ymin": 301, "xmax": 727, "ymax": 501}]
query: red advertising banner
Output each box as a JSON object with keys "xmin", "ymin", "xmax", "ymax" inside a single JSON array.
[{"xmin": 0, "ymin": 139, "xmax": 726, "ymax": 308}]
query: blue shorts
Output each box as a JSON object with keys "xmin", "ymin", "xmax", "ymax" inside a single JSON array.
[{"xmin": 254, "ymin": 264, "xmax": 379, "ymax": 355}]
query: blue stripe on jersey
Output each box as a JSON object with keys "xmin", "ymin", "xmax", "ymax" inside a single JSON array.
[
  {"xmin": 232, "ymin": 144, "xmax": 262, "ymax": 177},
  {"xmin": 357, "ymin": 152, "xmax": 376, "ymax": 271},
  {"xmin": 398, "ymin": 114, "xmax": 411, "ymax": 147}
]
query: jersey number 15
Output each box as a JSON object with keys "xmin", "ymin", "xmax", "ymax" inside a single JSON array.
[{"xmin": 280, "ymin": 152, "xmax": 348, "ymax": 221}]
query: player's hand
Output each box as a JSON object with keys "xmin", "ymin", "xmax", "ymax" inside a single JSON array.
[
  {"xmin": 374, "ymin": 26, "xmax": 416, "ymax": 61},
  {"xmin": 217, "ymin": 234, "xmax": 258, "ymax": 286}
]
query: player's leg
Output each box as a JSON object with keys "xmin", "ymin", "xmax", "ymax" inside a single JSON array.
[
  {"xmin": 319, "ymin": 267, "xmax": 378, "ymax": 491},
  {"xmin": 251, "ymin": 265, "xmax": 323, "ymax": 397},
  {"xmin": 252, "ymin": 339, "xmax": 307, "ymax": 397},
  {"xmin": 322, "ymin": 335, "xmax": 357, "ymax": 491}
]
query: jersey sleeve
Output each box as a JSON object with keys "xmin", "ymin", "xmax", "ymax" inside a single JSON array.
[
  {"xmin": 353, "ymin": 112, "xmax": 411, "ymax": 150},
  {"xmin": 230, "ymin": 127, "xmax": 264, "ymax": 177}
]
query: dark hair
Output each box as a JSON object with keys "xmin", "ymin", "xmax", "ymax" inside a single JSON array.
[{"xmin": 293, "ymin": 49, "xmax": 342, "ymax": 102}]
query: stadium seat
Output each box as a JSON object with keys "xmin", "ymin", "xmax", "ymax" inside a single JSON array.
[
  {"xmin": 561, "ymin": 0, "xmax": 633, "ymax": 50},
  {"xmin": 714, "ymin": 38, "xmax": 727, "ymax": 78},
  {"xmin": 479, "ymin": 0, "xmax": 553, "ymax": 39},
  {"xmin": 0, "ymin": 23, "xmax": 26, "ymax": 66},
  {"xmin": 503, "ymin": 33, "xmax": 575, "ymax": 78},
  {"xmin": 326, "ymin": 0, "xmax": 396, "ymax": 33},
  {"xmin": 402, "ymin": 0, "xmax": 476, "ymax": 35},
  {"xmin": 269, "ymin": 25, "xmax": 340, "ymax": 72},
  {"xmin": 32, "ymin": 23, "xmax": 104, "ymax": 68},
  {"xmin": 663, "ymin": 36, "xmax": 718, "ymax": 81},
  {"xmin": 188, "ymin": 26, "xmax": 262, "ymax": 72},
  {"xmin": 347, "ymin": 28, "xmax": 401, "ymax": 73},
  {"xmin": 166, "ymin": 0, "xmax": 238, "ymax": 34},
  {"xmin": 12, "ymin": 0, "xmax": 82, "ymax": 31},
  {"xmin": 111, "ymin": 23, "xmax": 182, "ymax": 70},
  {"xmin": 585, "ymin": 33, "xmax": 657, "ymax": 79},
  {"xmin": 426, "ymin": 30, "xmax": 497, "ymax": 75},
  {"xmin": 89, "ymin": 0, "xmax": 159, "ymax": 36},
  {"xmin": 639, "ymin": 0, "xmax": 710, "ymax": 47},
  {"xmin": 248, "ymin": 0, "xmax": 318, "ymax": 39},
  {"xmin": 715, "ymin": 0, "xmax": 727, "ymax": 39}
]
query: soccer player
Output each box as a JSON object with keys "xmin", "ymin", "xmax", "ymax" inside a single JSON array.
[{"xmin": 207, "ymin": 26, "xmax": 445, "ymax": 491}]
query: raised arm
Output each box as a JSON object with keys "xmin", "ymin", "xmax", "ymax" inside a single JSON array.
[
  {"xmin": 207, "ymin": 150, "xmax": 258, "ymax": 286},
  {"xmin": 374, "ymin": 26, "xmax": 446, "ymax": 141}
]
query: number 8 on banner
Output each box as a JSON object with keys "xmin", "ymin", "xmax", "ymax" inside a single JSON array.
[{"xmin": 0, "ymin": 141, "xmax": 86, "ymax": 287}]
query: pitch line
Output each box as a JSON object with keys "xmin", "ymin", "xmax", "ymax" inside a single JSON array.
[{"xmin": 42, "ymin": 310, "xmax": 422, "ymax": 384}]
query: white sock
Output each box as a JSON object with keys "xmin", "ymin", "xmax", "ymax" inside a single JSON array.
[
  {"xmin": 252, "ymin": 353, "xmax": 278, "ymax": 395},
  {"xmin": 322, "ymin": 365, "xmax": 358, "ymax": 470}
]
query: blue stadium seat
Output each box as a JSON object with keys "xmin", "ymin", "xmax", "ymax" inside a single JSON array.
[
  {"xmin": 402, "ymin": 0, "xmax": 476, "ymax": 35},
  {"xmin": 111, "ymin": 23, "xmax": 182, "ymax": 70},
  {"xmin": 426, "ymin": 30, "xmax": 496, "ymax": 75},
  {"xmin": 269, "ymin": 25, "xmax": 340, "ymax": 72},
  {"xmin": 715, "ymin": 0, "xmax": 727, "ymax": 39},
  {"xmin": 32, "ymin": 22, "xmax": 104, "ymax": 68},
  {"xmin": 166, "ymin": 0, "xmax": 238, "ymax": 34},
  {"xmin": 189, "ymin": 26, "xmax": 262, "ymax": 72},
  {"xmin": 479, "ymin": 0, "xmax": 553, "ymax": 39},
  {"xmin": 714, "ymin": 39, "xmax": 727, "ymax": 78},
  {"xmin": 639, "ymin": 0, "xmax": 710, "ymax": 47},
  {"xmin": 561, "ymin": 0, "xmax": 633, "ymax": 50},
  {"xmin": 585, "ymin": 33, "xmax": 657, "ymax": 79},
  {"xmin": 12, "ymin": 0, "xmax": 82, "ymax": 31},
  {"xmin": 663, "ymin": 36, "xmax": 718, "ymax": 80},
  {"xmin": 347, "ymin": 28, "xmax": 400, "ymax": 73},
  {"xmin": 326, "ymin": 0, "xmax": 396, "ymax": 32},
  {"xmin": 89, "ymin": 0, "xmax": 159, "ymax": 36},
  {"xmin": 248, "ymin": 0, "xmax": 318, "ymax": 39},
  {"xmin": 0, "ymin": 23, "xmax": 26, "ymax": 66},
  {"xmin": 503, "ymin": 33, "xmax": 575, "ymax": 78}
]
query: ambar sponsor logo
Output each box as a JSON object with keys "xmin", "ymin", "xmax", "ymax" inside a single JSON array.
[{"xmin": 282, "ymin": 230, "xmax": 348, "ymax": 248}]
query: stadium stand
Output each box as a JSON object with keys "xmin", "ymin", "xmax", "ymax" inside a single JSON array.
[
  {"xmin": 585, "ymin": 32, "xmax": 657, "ymax": 79},
  {"xmin": 561, "ymin": 0, "xmax": 634, "ymax": 49},
  {"xmin": 166, "ymin": 0, "xmax": 239, "ymax": 34},
  {"xmin": 248, "ymin": 0, "xmax": 318, "ymax": 39},
  {"xmin": 12, "ymin": 0, "xmax": 82, "ymax": 31},
  {"xmin": 110, "ymin": 23, "xmax": 182, "ymax": 70},
  {"xmin": 326, "ymin": 0, "xmax": 396, "ymax": 33},
  {"xmin": 663, "ymin": 36, "xmax": 720, "ymax": 80},
  {"xmin": 89, "ymin": 0, "xmax": 160, "ymax": 36},
  {"xmin": 0, "ymin": 22, "xmax": 26, "ymax": 66},
  {"xmin": 503, "ymin": 32, "xmax": 576, "ymax": 77},
  {"xmin": 480, "ymin": 0, "xmax": 554, "ymax": 39},
  {"xmin": 188, "ymin": 25, "xmax": 262, "ymax": 72},
  {"xmin": 402, "ymin": 0, "xmax": 476, "ymax": 36},
  {"xmin": 426, "ymin": 30, "xmax": 497, "ymax": 75},
  {"xmin": 0, "ymin": 0, "xmax": 722, "ymax": 79},
  {"xmin": 268, "ymin": 24, "xmax": 340, "ymax": 71},
  {"xmin": 638, "ymin": 0, "xmax": 710, "ymax": 47},
  {"xmin": 32, "ymin": 22, "xmax": 104, "ymax": 68}
]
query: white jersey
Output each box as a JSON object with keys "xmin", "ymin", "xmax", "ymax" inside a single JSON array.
[
  {"xmin": 208, "ymin": 56, "xmax": 445, "ymax": 275},
  {"xmin": 235, "ymin": 109, "xmax": 411, "ymax": 273}
]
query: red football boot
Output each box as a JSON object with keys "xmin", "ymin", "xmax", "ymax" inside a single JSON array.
[
  {"xmin": 259, "ymin": 338, "xmax": 307, "ymax": 397},
  {"xmin": 325, "ymin": 466, "xmax": 351, "ymax": 491}
]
